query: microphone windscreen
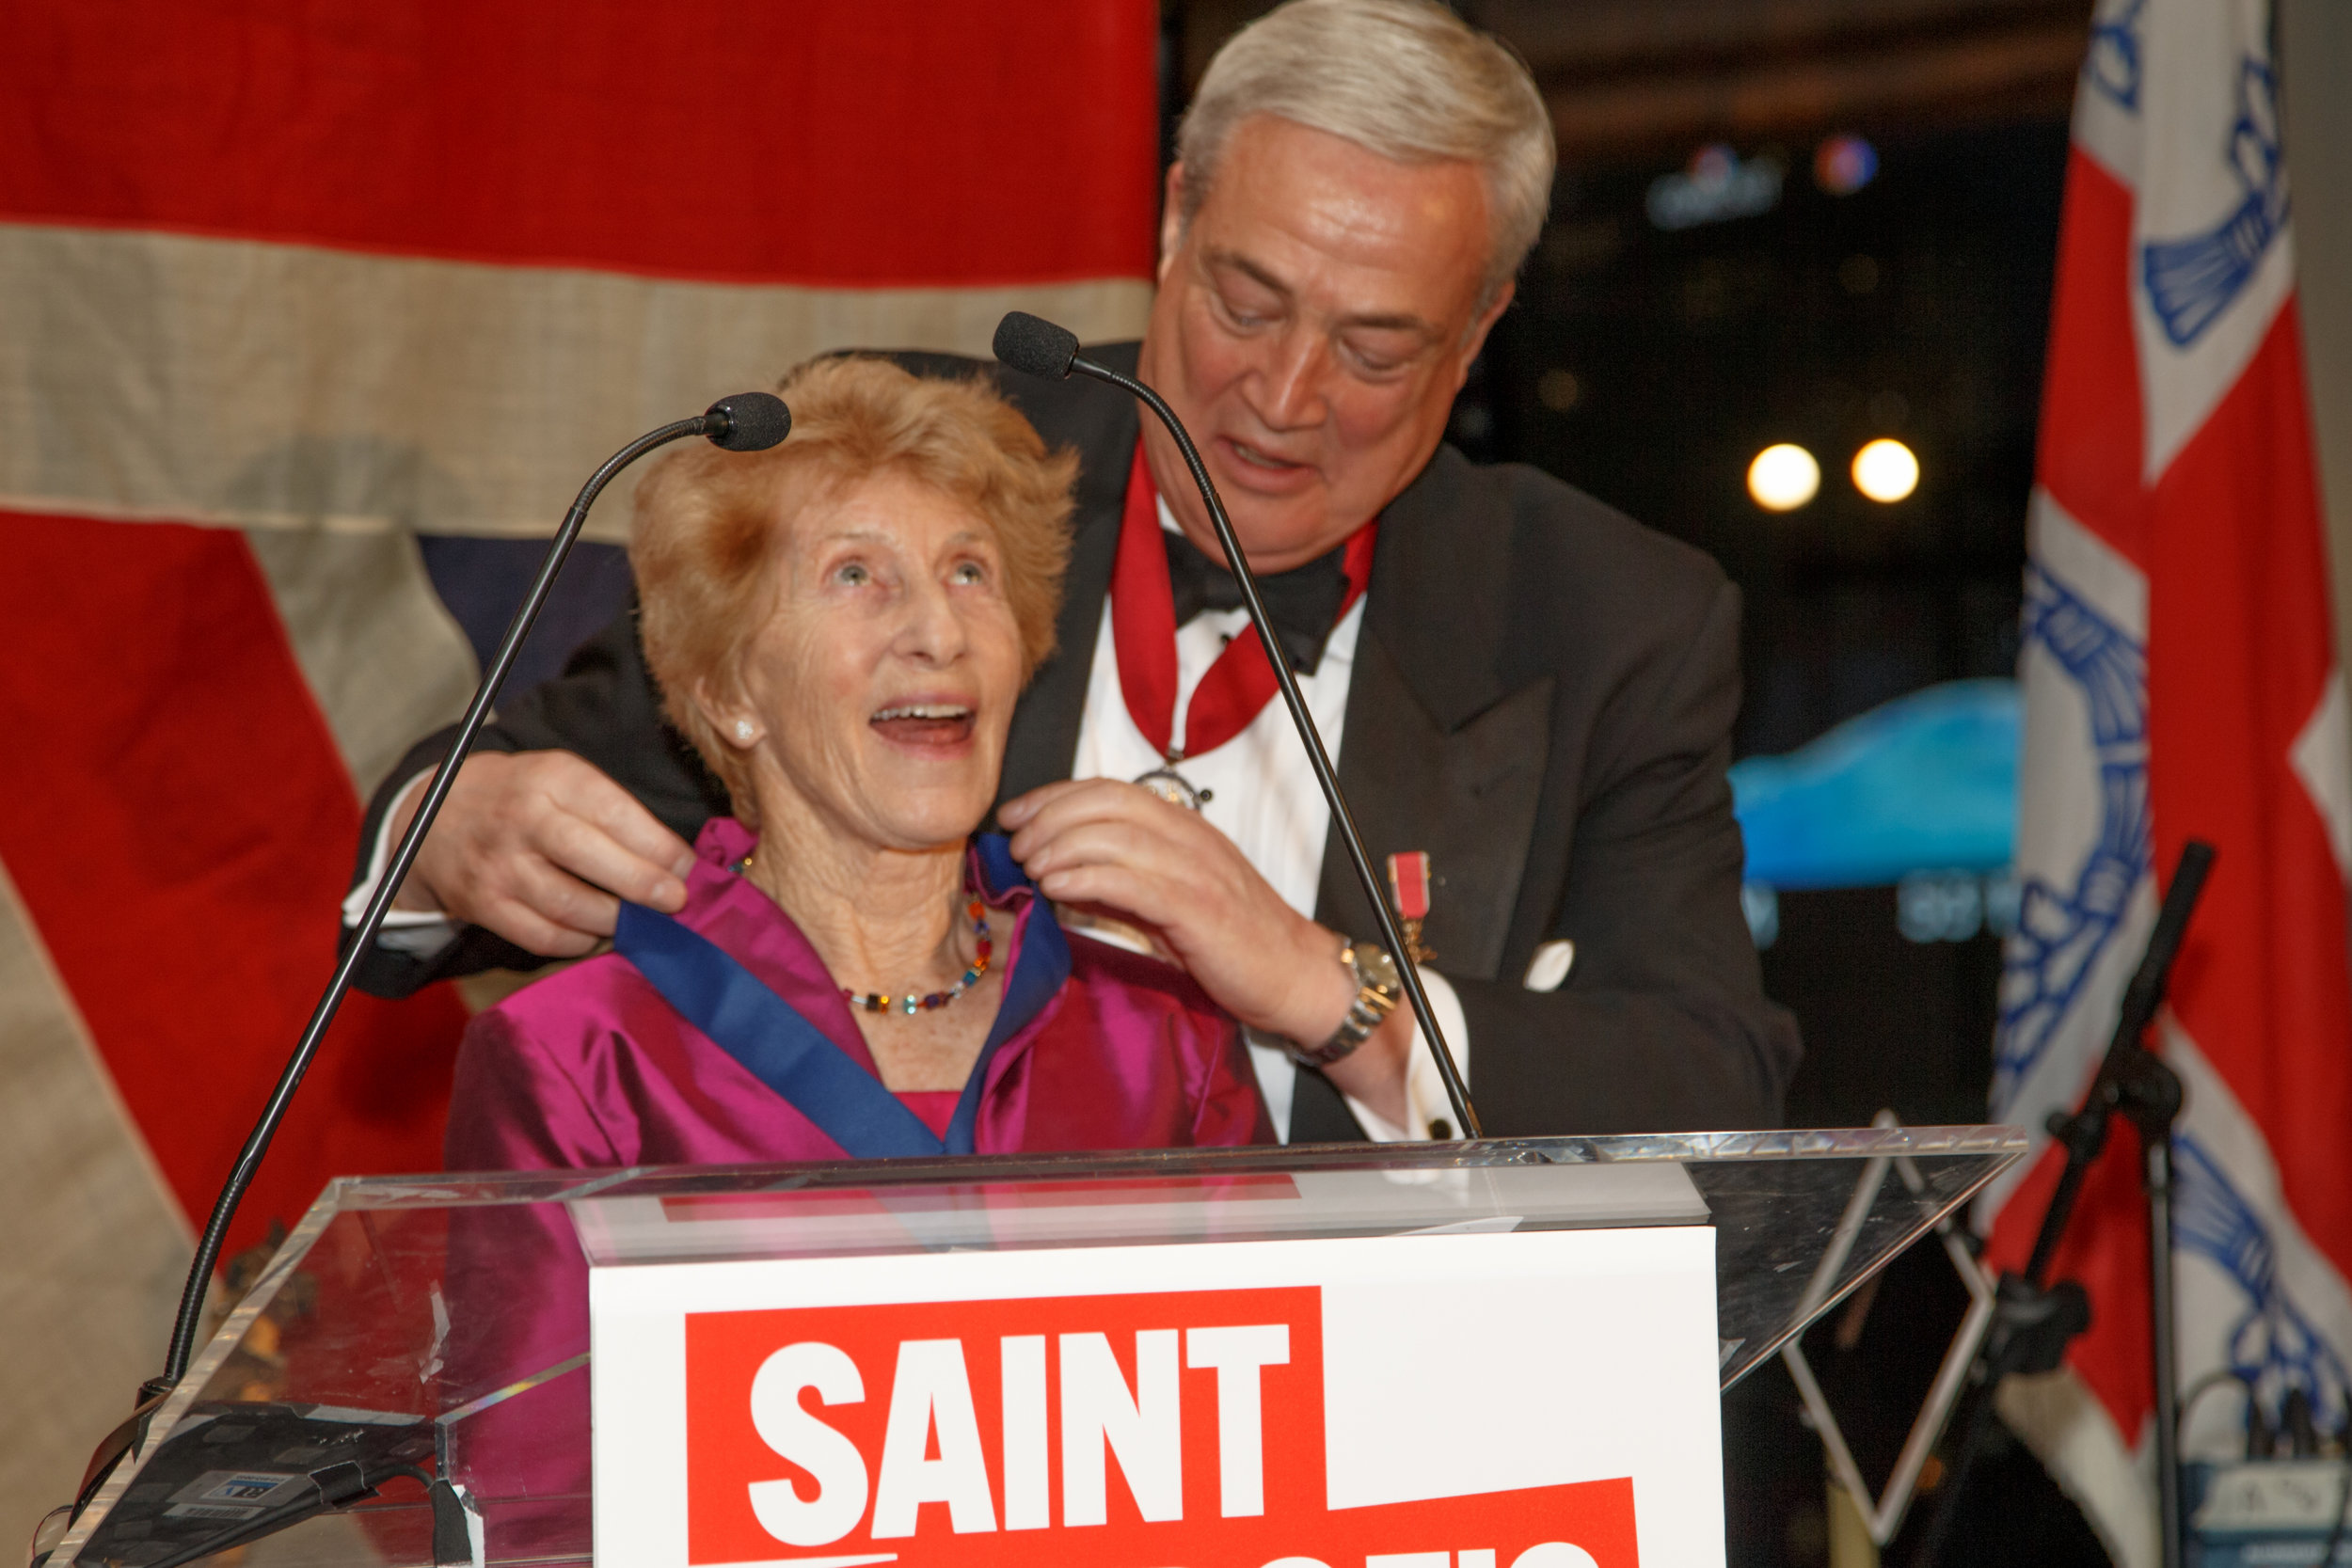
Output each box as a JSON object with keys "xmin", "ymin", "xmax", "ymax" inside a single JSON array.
[
  {"xmin": 704, "ymin": 392, "xmax": 791, "ymax": 451},
  {"xmin": 993, "ymin": 311, "xmax": 1080, "ymax": 380}
]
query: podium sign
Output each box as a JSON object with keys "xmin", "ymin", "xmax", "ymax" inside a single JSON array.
[
  {"xmin": 48, "ymin": 1129, "xmax": 2026, "ymax": 1568},
  {"xmin": 591, "ymin": 1203, "xmax": 1720, "ymax": 1567}
]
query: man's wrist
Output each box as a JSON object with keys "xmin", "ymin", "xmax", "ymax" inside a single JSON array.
[
  {"xmin": 382, "ymin": 774, "xmax": 446, "ymax": 913},
  {"xmin": 1260, "ymin": 922, "xmax": 1362, "ymax": 1046},
  {"xmin": 1284, "ymin": 935, "xmax": 1400, "ymax": 1067},
  {"xmin": 1321, "ymin": 1000, "xmax": 1417, "ymax": 1131},
  {"xmin": 342, "ymin": 770, "xmax": 459, "ymax": 957}
]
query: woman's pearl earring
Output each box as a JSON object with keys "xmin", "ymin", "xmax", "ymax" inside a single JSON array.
[{"xmin": 734, "ymin": 719, "xmax": 755, "ymax": 743}]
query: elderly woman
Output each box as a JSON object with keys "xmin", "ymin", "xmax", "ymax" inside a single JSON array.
[{"xmin": 444, "ymin": 356, "xmax": 1272, "ymax": 1173}]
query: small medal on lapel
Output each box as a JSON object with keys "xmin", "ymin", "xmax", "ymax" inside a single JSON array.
[{"xmin": 1387, "ymin": 850, "xmax": 1434, "ymax": 966}]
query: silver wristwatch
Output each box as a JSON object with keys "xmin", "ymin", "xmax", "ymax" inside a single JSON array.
[{"xmin": 1286, "ymin": 938, "xmax": 1402, "ymax": 1067}]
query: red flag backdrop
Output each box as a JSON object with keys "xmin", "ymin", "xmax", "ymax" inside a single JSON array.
[
  {"xmin": 0, "ymin": 0, "xmax": 1157, "ymax": 1523},
  {"xmin": 1983, "ymin": 3, "xmax": 2352, "ymax": 1561}
]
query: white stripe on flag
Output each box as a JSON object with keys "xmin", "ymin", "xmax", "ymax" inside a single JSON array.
[
  {"xmin": 2166, "ymin": 1022, "xmax": 2352, "ymax": 1462},
  {"xmin": 2129, "ymin": 0, "xmax": 2297, "ymax": 477},
  {"xmin": 2289, "ymin": 671, "xmax": 2352, "ymax": 879},
  {"xmin": 0, "ymin": 857, "xmax": 191, "ymax": 1533},
  {"xmin": 244, "ymin": 525, "xmax": 481, "ymax": 797},
  {"xmin": 1988, "ymin": 499, "xmax": 2156, "ymax": 1210},
  {"xmin": 0, "ymin": 220, "xmax": 1152, "ymax": 544}
]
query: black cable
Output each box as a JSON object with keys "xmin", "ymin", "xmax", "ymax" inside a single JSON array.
[{"xmin": 136, "ymin": 1463, "xmax": 429, "ymax": 1568}]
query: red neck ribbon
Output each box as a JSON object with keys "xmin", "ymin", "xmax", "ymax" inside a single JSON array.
[{"xmin": 1109, "ymin": 439, "xmax": 1375, "ymax": 762}]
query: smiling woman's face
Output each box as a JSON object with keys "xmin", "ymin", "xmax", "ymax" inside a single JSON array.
[{"xmin": 711, "ymin": 467, "xmax": 1025, "ymax": 853}]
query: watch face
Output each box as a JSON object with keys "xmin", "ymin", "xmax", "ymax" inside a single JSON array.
[{"xmin": 1357, "ymin": 943, "xmax": 1401, "ymax": 995}]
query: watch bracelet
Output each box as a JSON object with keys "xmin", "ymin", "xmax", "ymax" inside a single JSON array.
[{"xmin": 1285, "ymin": 940, "xmax": 1400, "ymax": 1068}]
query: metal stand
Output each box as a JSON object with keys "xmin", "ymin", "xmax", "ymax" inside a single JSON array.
[
  {"xmin": 1783, "ymin": 1115, "xmax": 2003, "ymax": 1548},
  {"xmin": 1913, "ymin": 839, "xmax": 2214, "ymax": 1568}
]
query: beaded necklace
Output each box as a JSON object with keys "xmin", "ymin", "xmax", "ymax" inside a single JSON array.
[
  {"xmin": 848, "ymin": 898, "xmax": 992, "ymax": 1016},
  {"xmin": 738, "ymin": 853, "xmax": 993, "ymax": 1016}
]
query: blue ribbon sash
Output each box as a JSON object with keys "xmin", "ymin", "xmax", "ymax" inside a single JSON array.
[{"xmin": 612, "ymin": 833, "xmax": 1070, "ymax": 1159}]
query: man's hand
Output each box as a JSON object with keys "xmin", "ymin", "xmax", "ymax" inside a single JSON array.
[
  {"xmin": 385, "ymin": 751, "xmax": 696, "ymax": 958},
  {"xmin": 999, "ymin": 779, "xmax": 1411, "ymax": 1124}
]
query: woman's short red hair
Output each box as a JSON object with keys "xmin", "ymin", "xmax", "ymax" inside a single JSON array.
[{"xmin": 630, "ymin": 355, "xmax": 1076, "ymax": 823}]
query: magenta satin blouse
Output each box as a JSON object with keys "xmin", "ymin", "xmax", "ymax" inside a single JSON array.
[
  {"xmin": 434, "ymin": 821, "xmax": 1269, "ymax": 1513},
  {"xmin": 444, "ymin": 817, "xmax": 1272, "ymax": 1172}
]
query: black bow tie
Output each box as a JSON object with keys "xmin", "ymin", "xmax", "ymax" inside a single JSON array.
[{"xmin": 1162, "ymin": 528, "xmax": 1350, "ymax": 674}]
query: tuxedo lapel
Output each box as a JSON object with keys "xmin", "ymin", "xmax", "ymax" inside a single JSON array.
[
  {"xmin": 1313, "ymin": 447, "xmax": 1553, "ymax": 983},
  {"xmin": 989, "ymin": 364, "xmax": 1553, "ymax": 986},
  {"xmin": 1315, "ymin": 636, "xmax": 1552, "ymax": 982}
]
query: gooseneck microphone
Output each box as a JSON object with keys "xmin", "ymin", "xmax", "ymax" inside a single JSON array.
[
  {"xmin": 155, "ymin": 392, "xmax": 791, "ymax": 1390},
  {"xmin": 991, "ymin": 310, "xmax": 1085, "ymax": 381},
  {"xmin": 992, "ymin": 311, "xmax": 1481, "ymax": 1140}
]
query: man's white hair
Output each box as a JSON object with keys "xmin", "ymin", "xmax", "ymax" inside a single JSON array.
[{"xmin": 1176, "ymin": 0, "xmax": 1555, "ymax": 310}]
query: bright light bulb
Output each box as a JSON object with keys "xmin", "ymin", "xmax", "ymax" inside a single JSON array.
[
  {"xmin": 1852, "ymin": 437, "xmax": 1919, "ymax": 502},
  {"xmin": 1747, "ymin": 443, "xmax": 1820, "ymax": 511}
]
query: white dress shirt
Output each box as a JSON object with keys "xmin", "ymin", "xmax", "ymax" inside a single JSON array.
[{"xmin": 1065, "ymin": 499, "xmax": 1469, "ymax": 1144}]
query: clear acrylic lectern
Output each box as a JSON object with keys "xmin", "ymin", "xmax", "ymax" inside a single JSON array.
[{"xmin": 49, "ymin": 1126, "xmax": 2026, "ymax": 1568}]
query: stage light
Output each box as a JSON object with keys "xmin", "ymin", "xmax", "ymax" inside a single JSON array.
[
  {"xmin": 1648, "ymin": 144, "xmax": 1784, "ymax": 231},
  {"xmin": 1815, "ymin": 134, "xmax": 1879, "ymax": 196},
  {"xmin": 1838, "ymin": 254, "xmax": 1881, "ymax": 295},
  {"xmin": 1537, "ymin": 368, "xmax": 1582, "ymax": 412},
  {"xmin": 1852, "ymin": 438, "xmax": 1920, "ymax": 502},
  {"xmin": 1747, "ymin": 444, "xmax": 1820, "ymax": 511}
]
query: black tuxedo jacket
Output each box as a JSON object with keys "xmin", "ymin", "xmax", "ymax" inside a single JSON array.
[{"xmin": 351, "ymin": 344, "xmax": 1799, "ymax": 1138}]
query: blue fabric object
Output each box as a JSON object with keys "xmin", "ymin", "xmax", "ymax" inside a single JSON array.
[
  {"xmin": 1730, "ymin": 678, "xmax": 2019, "ymax": 890},
  {"xmin": 415, "ymin": 536, "xmax": 636, "ymax": 693},
  {"xmin": 612, "ymin": 833, "xmax": 1072, "ymax": 1157}
]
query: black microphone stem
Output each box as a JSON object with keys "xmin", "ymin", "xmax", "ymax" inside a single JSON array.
[
  {"xmin": 1912, "ymin": 838, "xmax": 2214, "ymax": 1568},
  {"xmin": 1070, "ymin": 356, "xmax": 1482, "ymax": 1140},
  {"xmin": 159, "ymin": 414, "xmax": 710, "ymax": 1386}
]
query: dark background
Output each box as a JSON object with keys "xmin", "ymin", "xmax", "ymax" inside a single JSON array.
[{"xmin": 1470, "ymin": 115, "xmax": 2096, "ymax": 1568}]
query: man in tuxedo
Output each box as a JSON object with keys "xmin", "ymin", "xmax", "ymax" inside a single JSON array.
[{"xmin": 347, "ymin": 0, "xmax": 1799, "ymax": 1142}]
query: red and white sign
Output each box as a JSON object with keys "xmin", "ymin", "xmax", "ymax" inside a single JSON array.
[{"xmin": 592, "ymin": 1227, "xmax": 1722, "ymax": 1567}]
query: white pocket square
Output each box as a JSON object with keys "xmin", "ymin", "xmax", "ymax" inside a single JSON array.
[{"xmin": 1522, "ymin": 939, "xmax": 1575, "ymax": 992}]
